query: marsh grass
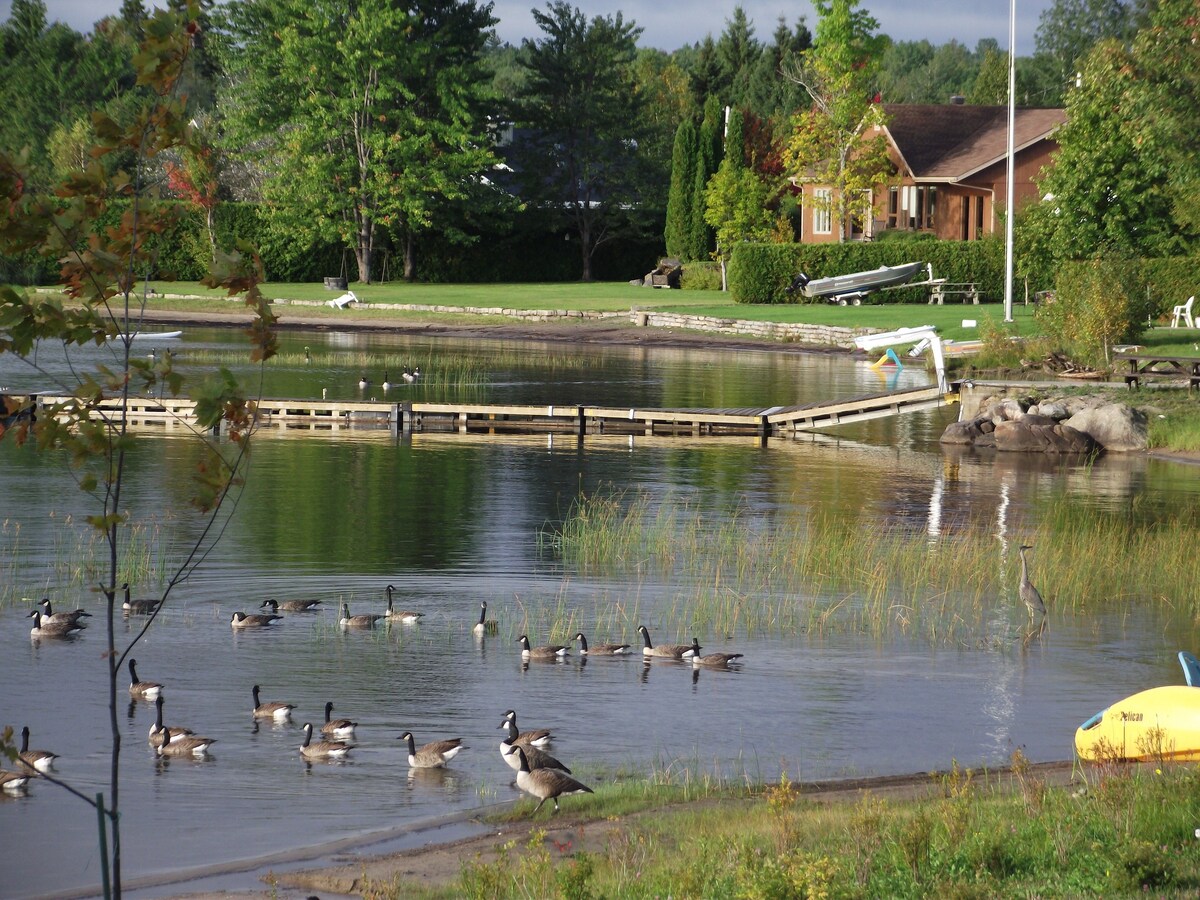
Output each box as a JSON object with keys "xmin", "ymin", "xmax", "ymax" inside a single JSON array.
[
  {"xmin": 371, "ymin": 760, "xmax": 1200, "ymax": 899},
  {"xmin": 1, "ymin": 516, "xmax": 164, "ymax": 609},
  {"xmin": 540, "ymin": 489, "xmax": 1200, "ymax": 644}
]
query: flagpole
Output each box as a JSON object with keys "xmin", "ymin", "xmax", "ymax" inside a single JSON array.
[{"xmin": 1003, "ymin": 0, "xmax": 1017, "ymax": 322}]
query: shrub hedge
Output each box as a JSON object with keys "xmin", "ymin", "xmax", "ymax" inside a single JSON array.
[{"xmin": 727, "ymin": 238, "xmax": 1007, "ymax": 304}]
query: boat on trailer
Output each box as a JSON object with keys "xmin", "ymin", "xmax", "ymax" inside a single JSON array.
[
  {"xmin": 787, "ymin": 261, "xmax": 930, "ymax": 305},
  {"xmin": 1075, "ymin": 651, "xmax": 1200, "ymax": 762}
]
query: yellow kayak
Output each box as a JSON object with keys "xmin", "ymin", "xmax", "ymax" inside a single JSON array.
[{"xmin": 1076, "ymin": 653, "xmax": 1200, "ymax": 762}]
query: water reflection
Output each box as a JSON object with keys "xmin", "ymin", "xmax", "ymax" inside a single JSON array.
[{"xmin": 3, "ymin": 327, "xmax": 1199, "ymax": 898}]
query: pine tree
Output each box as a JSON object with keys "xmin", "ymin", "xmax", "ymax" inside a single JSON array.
[{"xmin": 664, "ymin": 119, "xmax": 699, "ymax": 258}]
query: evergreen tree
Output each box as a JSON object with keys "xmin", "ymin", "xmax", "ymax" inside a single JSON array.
[
  {"xmin": 691, "ymin": 94, "xmax": 725, "ymax": 258},
  {"xmin": 664, "ymin": 119, "xmax": 699, "ymax": 258}
]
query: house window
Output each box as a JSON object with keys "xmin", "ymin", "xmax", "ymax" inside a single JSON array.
[
  {"xmin": 887, "ymin": 187, "xmax": 899, "ymax": 228},
  {"xmin": 975, "ymin": 195, "xmax": 984, "ymax": 239},
  {"xmin": 813, "ymin": 188, "xmax": 832, "ymax": 234}
]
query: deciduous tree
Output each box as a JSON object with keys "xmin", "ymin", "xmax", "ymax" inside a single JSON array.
[{"xmin": 782, "ymin": 0, "xmax": 892, "ymax": 243}]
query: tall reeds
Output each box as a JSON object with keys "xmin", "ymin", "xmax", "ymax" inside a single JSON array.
[{"xmin": 539, "ymin": 488, "xmax": 1200, "ymax": 643}]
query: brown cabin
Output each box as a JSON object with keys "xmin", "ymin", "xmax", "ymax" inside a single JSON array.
[{"xmin": 795, "ymin": 103, "xmax": 1067, "ymax": 243}]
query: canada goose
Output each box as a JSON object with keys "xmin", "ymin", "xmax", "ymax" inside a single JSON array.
[
  {"xmin": 28, "ymin": 610, "xmax": 84, "ymax": 638},
  {"xmin": 513, "ymin": 746, "xmax": 592, "ymax": 815},
  {"xmin": 358, "ymin": 373, "xmax": 369, "ymax": 390},
  {"xmin": 637, "ymin": 625, "xmax": 694, "ymax": 659},
  {"xmin": 230, "ymin": 610, "xmax": 284, "ymax": 629},
  {"xmin": 149, "ymin": 695, "xmax": 194, "ymax": 748},
  {"xmin": 321, "ymin": 702, "xmax": 357, "ymax": 739},
  {"xmin": 398, "ymin": 731, "xmax": 466, "ymax": 768},
  {"xmin": 384, "ymin": 585, "xmax": 423, "ymax": 623},
  {"xmin": 301, "ymin": 723, "xmax": 352, "ymax": 760},
  {"xmin": 304, "ymin": 345, "xmax": 311, "ymax": 364},
  {"xmin": 0, "ymin": 770, "xmax": 31, "ymax": 793},
  {"xmin": 18, "ymin": 727, "xmax": 57, "ymax": 774},
  {"xmin": 517, "ymin": 635, "xmax": 569, "ymax": 659},
  {"xmin": 402, "ymin": 368, "xmax": 416, "ymax": 383},
  {"xmin": 339, "ymin": 602, "xmax": 383, "ymax": 628},
  {"xmin": 499, "ymin": 722, "xmax": 570, "ymax": 773},
  {"xmin": 412, "ymin": 366, "xmax": 421, "ymax": 380},
  {"xmin": 688, "ymin": 638, "xmax": 744, "ymax": 667},
  {"xmin": 39, "ymin": 598, "xmax": 91, "ymax": 627},
  {"xmin": 381, "ymin": 370, "xmax": 391, "ymax": 392},
  {"xmin": 122, "ymin": 583, "xmax": 159, "ymax": 615},
  {"xmin": 574, "ymin": 632, "xmax": 631, "ymax": 655},
  {"xmin": 251, "ymin": 684, "xmax": 294, "ymax": 721},
  {"xmin": 127, "ymin": 658, "xmax": 163, "ymax": 699},
  {"xmin": 156, "ymin": 727, "xmax": 216, "ymax": 758},
  {"xmin": 473, "ymin": 601, "xmax": 498, "ymax": 636},
  {"xmin": 500, "ymin": 710, "xmax": 552, "ymax": 748},
  {"xmin": 260, "ymin": 598, "xmax": 322, "ymax": 613}
]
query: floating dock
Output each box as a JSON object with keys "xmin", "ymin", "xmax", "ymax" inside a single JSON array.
[{"xmin": 32, "ymin": 384, "xmax": 954, "ymax": 439}]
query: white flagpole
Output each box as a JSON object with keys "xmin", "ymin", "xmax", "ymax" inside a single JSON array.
[{"xmin": 1004, "ymin": 0, "xmax": 1017, "ymax": 322}]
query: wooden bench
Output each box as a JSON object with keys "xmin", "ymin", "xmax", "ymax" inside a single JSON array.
[
  {"xmin": 1115, "ymin": 353, "xmax": 1200, "ymax": 391},
  {"xmin": 928, "ymin": 280, "xmax": 979, "ymax": 304}
]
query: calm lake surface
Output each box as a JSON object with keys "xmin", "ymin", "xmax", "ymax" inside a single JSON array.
[{"xmin": 1, "ymin": 326, "xmax": 1197, "ymax": 898}]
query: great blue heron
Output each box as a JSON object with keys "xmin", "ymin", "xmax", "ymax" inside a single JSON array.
[{"xmin": 1018, "ymin": 544, "xmax": 1047, "ymax": 619}]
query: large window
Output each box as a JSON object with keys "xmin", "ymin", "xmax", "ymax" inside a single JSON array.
[
  {"xmin": 813, "ymin": 188, "xmax": 832, "ymax": 234},
  {"xmin": 892, "ymin": 185, "xmax": 937, "ymax": 230}
]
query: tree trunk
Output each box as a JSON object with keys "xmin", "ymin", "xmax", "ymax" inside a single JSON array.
[
  {"xmin": 355, "ymin": 213, "xmax": 373, "ymax": 284},
  {"xmin": 404, "ymin": 231, "xmax": 415, "ymax": 282}
]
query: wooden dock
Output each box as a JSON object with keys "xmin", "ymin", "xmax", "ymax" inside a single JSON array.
[{"xmin": 33, "ymin": 384, "xmax": 954, "ymax": 438}]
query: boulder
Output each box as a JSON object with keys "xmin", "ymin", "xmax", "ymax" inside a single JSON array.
[
  {"xmin": 1064, "ymin": 403, "xmax": 1149, "ymax": 452},
  {"xmin": 1029, "ymin": 400, "xmax": 1069, "ymax": 419},
  {"xmin": 989, "ymin": 398, "xmax": 1025, "ymax": 424},
  {"xmin": 994, "ymin": 420, "xmax": 1100, "ymax": 453},
  {"xmin": 940, "ymin": 417, "xmax": 990, "ymax": 445}
]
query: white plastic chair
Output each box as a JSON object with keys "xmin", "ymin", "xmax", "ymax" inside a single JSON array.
[{"xmin": 1171, "ymin": 295, "xmax": 1195, "ymax": 328}]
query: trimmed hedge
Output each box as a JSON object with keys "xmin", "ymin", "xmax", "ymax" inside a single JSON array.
[{"xmin": 728, "ymin": 239, "xmax": 1006, "ymax": 304}]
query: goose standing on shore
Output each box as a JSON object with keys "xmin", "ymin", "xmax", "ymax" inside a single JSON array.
[
  {"xmin": 251, "ymin": 685, "xmax": 295, "ymax": 721},
  {"xmin": 300, "ymin": 723, "xmax": 352, "ymax": 760},
  {"xmin": 127, "ymin": 659, "xmax": 163, "ymax": 699},
  {"xmin": 499, "ymin": 720, "xmax": 570, "ymax": 773},
  {"xmin": 384, "ymin": 585, "xmax": 423, "ymax": 623},
  {"xmin": 513, "ymin": 746, "xmax": 592, "ymax": 815},
  {"xmin": 637, "ymin": 625, "xmax": 694, "ymax": 659},
  {"xmin": 18, "ymin": 727, "xmax": 57, "ymax": 773},
  {"xmin": 574, "ymin": 632, "xmax": 631, "ymax": 655},
  {"xmin": 399, "ymin": 732, "xmax": 466, "ymax": 769}
]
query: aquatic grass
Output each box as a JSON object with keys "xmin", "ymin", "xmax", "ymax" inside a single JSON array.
[{"xmin": 540, "ymin": 488, "xmax": 1200, "ymax": 645}]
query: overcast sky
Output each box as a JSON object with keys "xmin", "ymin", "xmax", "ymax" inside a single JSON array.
[{"xmin": 15, "ymin": 1, "xmax": 1052, "ymax": 55}]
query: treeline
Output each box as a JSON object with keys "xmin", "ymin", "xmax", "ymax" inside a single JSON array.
[{"xmin": 0, "ymin": 0, "xmax": 1167, "ymax": 285}]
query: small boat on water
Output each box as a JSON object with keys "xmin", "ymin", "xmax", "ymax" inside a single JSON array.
[
  {"xmin": 1075, "ymin": 651, "xmax": 1200, "ymax": 762},
  {"xmin": 129, "ymin": 330, "xmax": 183, "ymax": 340},
  {"xmin": 787, "ymin": 261, "xmax": 929, "ymax": 305}
]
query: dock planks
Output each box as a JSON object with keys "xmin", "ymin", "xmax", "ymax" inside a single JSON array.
[{"xmin": 34, "ymin": 384, "xmax": 953, "ymax": 439}]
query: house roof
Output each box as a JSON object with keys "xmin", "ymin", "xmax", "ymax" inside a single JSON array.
[{"xmin": 881, "ymin": 104, "xmax": 1066, "ymax": 182}]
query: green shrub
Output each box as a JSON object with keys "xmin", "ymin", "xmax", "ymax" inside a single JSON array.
[
  {"xmin": 681, "ymin": 260, "xmax": 722, "ymax": 290},
  {"xmin": 727, "ymin": 238, "xmax": 1005, "ymax": 304},
  {"xmin": 1037, "ymin": 254, "xmax": 1152, "ymax": 364},
  {"xmin": 1140, "ymin": 256, "xmax": 1200, "ymax": 319}
]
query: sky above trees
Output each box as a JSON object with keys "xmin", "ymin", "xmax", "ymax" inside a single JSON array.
[{"xmin": 22, "ymin": 0, "xmax": 1052, "ymax": 54}]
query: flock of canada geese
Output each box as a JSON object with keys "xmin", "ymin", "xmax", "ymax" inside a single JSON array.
[{"xmin": 8, "ymin": 585, "xmax": 744, "ymax": 814}]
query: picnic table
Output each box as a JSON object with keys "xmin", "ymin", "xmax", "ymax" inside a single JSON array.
[
  {"xmin": 1114, "ymin": 353, "xmax": 1200, "ymax": 392},
  {"xmin": 927, "ymin": 279, "xmax": 979, "ymax": 304}
]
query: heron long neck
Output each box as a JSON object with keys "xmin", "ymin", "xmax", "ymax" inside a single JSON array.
[{"xmin": 1020, "ymin": 550, "xmax": 1029, "ymax": 583}]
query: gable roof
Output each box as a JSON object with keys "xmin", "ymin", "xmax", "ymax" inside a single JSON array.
[{"xmin": 881, "ymin": 104, "xmax": 1066, "ymax": 182}]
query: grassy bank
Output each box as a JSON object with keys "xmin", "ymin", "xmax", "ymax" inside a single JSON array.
[{"xmin": 359, "ymin": 759, "xmax": 1200, "ymax": 899}]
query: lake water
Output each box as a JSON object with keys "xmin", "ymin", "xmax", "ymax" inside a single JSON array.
[{"xmin": 1, "ymin": 327, "xmax": 1196, "ymax": 898}]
